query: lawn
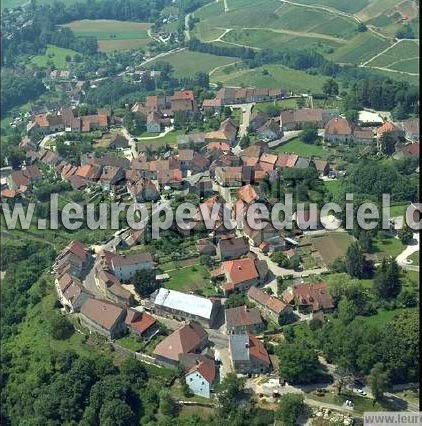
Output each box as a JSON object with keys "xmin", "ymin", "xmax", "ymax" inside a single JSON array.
[
  {"xmin": 409, "ymin": 251, "xmax": 419, "ymax": 266},
  {"xmin": 323, "ymin": 180, "xmax": 343, "ymax": 200},
  {"xmin": 273, "ymin": 138, "xmax": 328, "ymax": 158},
  {"xmin": 135, "ymin": 129, "xmax": 185, "ymax": 148},
  {"xmin": 390, "ymin": 202, "xmax": 411, "ymax": 218},
  {"xmin": 30, "ymin": 44, "xmax": 78, "ymax": 69},
  {"xmin": 211, "ymin": 64, "xmax": 327, "ymax": 93},
  {"xmin": 147, "ymin": 50, "xmax": 238, "ymax": 77},
  {"xmin": 164, "ymin": 263, "xmax": 211, "ymax": 292},
  {"xmin": 311, "ymin": 232, "xmax": 354, "ymax": 265},
  {"xmin": 371, "ymin": 235, "xmax": 405, "ymax": 261},
  {"xmin": 358, "ymin": 307, "xmax": 418, "ymax": 329},
  {"xmin": 252, "ymin": 98, "xmax": 300, "ymax": 113},
  {"xmin": 63, "ymin": 19, "xmax": 153, "ymax": 52},
  {"xmin": 307, "ymin": 389, "xmax": 395, "ymax": 414}
]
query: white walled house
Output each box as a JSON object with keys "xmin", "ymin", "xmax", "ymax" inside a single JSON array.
[{"xmin": 183, "ymin": 357, "xmax": 216, "ymax": 399}]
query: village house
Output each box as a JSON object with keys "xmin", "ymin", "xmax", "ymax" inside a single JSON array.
[
  {"xmin": 181, "ymin": 355, "xmax": 217, "ymax": 399},
  {"xmin": 79, "ymin": 297, "xmax": 127, "ymax": 339},
  {"xmin": 280, "ymin": 108, "xmax": 338, "ymax": 130},
  {"xmin": 216, "ymin": 236, "xmax": 250, "ymax": 260},
  {"xmin": 276, "ymin": 153, "xmax": 299, "ymax": 169},
  {"xmin": 185, "ymin": 172, "xmax": 214, "ymax": 197},
  {"xmin": 170, "ymin": 90, "xmax": 198, "ymax": 114},
  {"xmin": 150, "ymin": 288, "xmax": 222, "ymax": 328},
  {"xmin": 393, "ymin": 142, "xmax": 420, "ymax": 160},
  {"xmin": 228, "ymin": 333, "xmax": 271, "ymax": 374},
  {"xmin": 127, "ymin": 178, "xmax": 160, "ymax": 202},
  {"xmin": 313, "ymin": 159, "xmax": 330, "ymax": 177},
  {"xmin": 7, "ymin": 165, "xmax": 42, "ymax": 190},
  {"xmin": 153, "ymin": 321, "xmax": 208, "ymax": 367},
  {"xmin": 214, "ymin": 166, "xmax": 243, "ymax": 187},
  {"xmin": 324, "ymin": 116, "xmax": 375, "ymax": 145},
  {"xmin": 157, "ymin": 168, "xmax": 183, "ymax": 189},
  {"xmin": 248, "ymin": 112, "xmax": 270, "ymax": 131},
  {"xmin": 243, "ymin": 220, "xmax": 285, "ymax": 249},
  {"xmin": 125, "ymin": 308, "xmax": 159, "ymax": 340},
  {"xmin": 398, "ymin": 118, "xmax": 419, "ymax": 143},
  {"xmin": 282, "ymin": 282, "xmax": 334, "ymax": 314},
  {"xmin": 177, "ymin": 133, "xmax": 207, "ymax": 150},
  {"xmin": 225, "ymin": 305, "xmax": 264, "ymax": 334},
  {"xmin": 324, "ymin": 116, "xmax": 353, "ymax": 144},
  {"xmin": 97, "ymin": 250, "xmax": 154, "ymax": 281},
  {"xmin": 202, "ymin": 97, "xmax": 223, "ymax": 114},
  {"xmin": 55, "ymin": 273, "xmax": 90, "ymax": 313},
  {"xmin": 205, "ymin": 118, "xmax": 238, "ymax": 146},
  {"xmin": 247, "ymin": 286, "xmax": 292, "ymax": 323},
  {"xmin": 218, "ymin": 257, "xmax": 264, "ymax": 295},
  {"xmin": 257, "ymin": 118, "xmax": 283, "ymax": 141},
  {"xmin": 377, "ymin": 121, "xmax": 405, "ymax": 144},
  {"xmin": 209, "ymin": 87, "xmax": 284, "ymax": 106},
  {"xmin": 53, "ymin": 240, "xmax": 91, "ymax": 280},
  {"xmin": 75, "ymin": 164, "xmax": 103, "ymax": 185},
  {"xmin": 146, "ymin": 111, "xmax": 162, "ymax": 133},
  {"xmin": 99, "ymin": 166, "xmax": 125, "ymax": 191},
  {"xmin": 94, "ymin": 266, "xmax": 134, "ymax": 307}
]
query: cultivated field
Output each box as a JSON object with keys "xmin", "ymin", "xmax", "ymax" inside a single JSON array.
[
  {"xmin": 329, "ymin": 32, "xmax": 392, "ymax": 65},
  {"xmin": 147, "ymin": 49, "xmax": 238, "ymax": 77},
  {"xmin": 222, "ymin": 28, "xmax": 342, "ymax": 52},
  {"xmin": 365, "ymin": 39, "xmax": 419, "ymax": 72},
  {"xmin": 311, "ymin": 232, "xmax": 354, "ymax": 265},
  {"xmin": 63, "ymin": 19, "xmax": 152, "ymax": 52},
  {"xmin": 192, "ymin": 0, "xmax": 419, "ymax": 82}
]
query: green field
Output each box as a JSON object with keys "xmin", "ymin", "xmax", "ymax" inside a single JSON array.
[
  {"xmin": 329, "ymin": 32, "xmax": 392, "ymax": 64},
  {"xmin": 211, "ymin": 64, "xmax": 327, "ymax": 93},
  {"xmin": 63, "ymin": 19, "xmax": 152, "ymax": 52},
  {"xmin": 147, "ymin": 49, "xmax": 238, "ymax": 77},
  {"xmin": 30, "ymin": 44, "xmax": 78, "ymax": 69},
  {"xmin": 273, "ymin": 137, "xmax": 328, "ymax": 158}
]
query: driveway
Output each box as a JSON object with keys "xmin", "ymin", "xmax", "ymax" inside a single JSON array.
[
  {"xmin": 396, "ymin": 232, "xmax": 419, "ymax": 271},
  {"xmin": 250, "ymin": 246, "xmax": 328, "ymax": 277}
]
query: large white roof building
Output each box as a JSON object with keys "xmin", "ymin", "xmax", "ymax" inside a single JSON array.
[{"xmin": 150, "ymin": 288, "xmax": 220, "ymax": 327}]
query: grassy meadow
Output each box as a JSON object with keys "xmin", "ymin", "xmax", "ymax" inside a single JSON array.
[{"xmin": 63, "ymin": 19, "xmax": 153, "ymax": 52}]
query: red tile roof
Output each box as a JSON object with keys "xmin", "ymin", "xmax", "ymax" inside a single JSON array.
[
  {"xmin": 222, "ymin": 258, "xmax": 259, "ymax": 285},
  {"xmin": 154, "ymin": 321, "xmax": 207, "ymax": 362},
  {"xmin": 248, "ymin": 334, "xmax": 270, "ymax": 366}
]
